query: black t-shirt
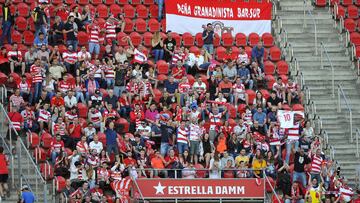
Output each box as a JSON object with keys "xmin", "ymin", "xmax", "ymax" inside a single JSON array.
[
  {"xmin": 267, "ymin": 96, "xmax": 282, "ymax": 107},
  {"xmin": 64, "ymin": 22, "xmax": 76, "ymax": 40},
  {"xmin": 294, "ymin": 151, "xmax": 310, "ymax": 173},
  {"xmin": 159, "ymin": 96, "xmax": 173, "ymax": 107},
  {"xmin": 104, "ymin": 95, "xmax": 118, "ymax": 109},
  {"xmin": 33, "ymin": 7, "xmax": 46, "ymax": 25},
  {"xmin": 298, "ymin": 138, "xmax": 311, "ymax": 153},
  {"xmin": 38, "ymin": 95, "xmax": 51, "ymax": 106},
  {"xmin": 164, "ymin": 38, "xmax": 176, "ymax": 52},
  {"xmin": 202, "ymin": 30, "xmax": 214, "ymax": 44},
  {"xmin": 160, "ymin": 122, "xmax": 175, "ymax": 143},
  {"xmin": 115, "ymin": 69, "xmax": 127, "ymax": 86}
]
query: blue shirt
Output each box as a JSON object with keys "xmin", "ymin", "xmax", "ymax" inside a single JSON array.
[
  {"xmin": 253, "ymin": 112, "xmax": 266, "ymax": 125},
  {"xmin": 33, "ymin": 37, "xmax": 48, "ymax": 48},
  {"xmin": 238, "ymin": 67, "xmax": 250, "ymax": 79},
  {"xmin": 202, "ymin": 30, "xmax": 214, "ymax": 44},
  {"xmin": 251, "ymin": 46, "xmax": 264, "ymax": 59},
  {"xmin": 164, "ymin": 80, "xmax": 178, "ymax": 94},
  {"xmin": 105, "ymin": 128, "xmax": 117, "ymax": 146},
  {"xmin": 22, "ymin": 191, "xmax": 35, "ymax": 203}
]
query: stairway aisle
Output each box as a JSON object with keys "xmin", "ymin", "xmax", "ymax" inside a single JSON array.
[{"xmin": 277, "ymin": 0, "xmax": 360, "ymax": 186}]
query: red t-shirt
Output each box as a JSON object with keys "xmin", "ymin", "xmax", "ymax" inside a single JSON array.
[
  {"xmin": 172, "ymin": 67, "xmax": 186, "ymax": 80},
  {"xmin": 69, "ymin": 124, "xmax": 82, "ymax": 139},
  {"xmin": 123, "ymin": 158, "xmax": 137, "ymax": 167},
  {"xmin": 0, "ymin": 154, "xmax": 9, "ymax": 174}
]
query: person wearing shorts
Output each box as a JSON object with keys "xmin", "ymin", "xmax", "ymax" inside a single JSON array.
[{"xmin": 0, "ymin": 146, "xmax": 9, "ymax": 199}]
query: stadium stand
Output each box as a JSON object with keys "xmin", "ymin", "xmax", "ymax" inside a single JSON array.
[{"xmin": 0, "ymin": 0, "xmax": 359, "ymax": 202}]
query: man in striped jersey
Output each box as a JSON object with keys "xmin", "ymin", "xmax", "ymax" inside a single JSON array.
[
  {"xmin": 88, "ymin": 21, "xmax": 101, "ymax": 59},
  {"xmin": 175, "ymin": 120, "xmax": 190, "ymax": 154},
  {"xmin": 7, "ymin": 105, "xmax": 23, "ymax": 142},
  {"xmin": 8, "ymin": 43, "xmax": 26, "ymax": 75}
]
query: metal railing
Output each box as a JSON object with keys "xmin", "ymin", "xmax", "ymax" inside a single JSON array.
[
  {"xmin": 0, "ymin": 103, "xmax": 48, "ymax": 202},
  {"xmin": 320, "ymin": 42, "xmax": 336, "ymax": 98},
  {"xmin": 355, "ymin": 128, "xmax": 360, "ymax": 157},
  {"xmin": 303, "ymin": 0, "xmax": 318, "ymax": 55},
  {"xmin": 337, "ymin": 84, "xmax": 353, "ymax": 143},
  {"xmin": 0, "ymin": 85, "xmax": 7, "ymax": 104}
]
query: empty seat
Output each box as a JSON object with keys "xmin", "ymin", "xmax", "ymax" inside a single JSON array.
[
  {"xmin": 143, "ymin": 32, "xmax": 153, "ymax": 47},
  {"xmin": 143, "ymin": 0, "xmax": 154, "ymax": 5},
  {"xmin": 34, "ymin": 147, "xmax": 47, "ymax": 163},
  {"xmin": 170, "ymin": 32, "xmax": 181, "ymax": 46},
  {"xmin": 40, "ymin": 162, "xmax": 54, "ymax": 180},
  {"xmin": 344, "ymin": 18, "xmax": 357, "ymax": 32},
  {"xmin": 262, "ymin": 32, "xmax": 274, "ymax": 47},
  {"xmin": 27, "ymin": 132, "xmax": 40, "ymax": 148},
  {"xmin": 342, "ymin": 0, "xmax": 353, "ymax": 6},
  {"xmin": 130, "ymin": 32, "xmax": 143, "ymax": 46},
  {"xmin": 355, "ymin": 45, "xmax": 360, "ymax": 58},
  {"xmin": 265, "ymin": 75, "xmax": 276, "ymax": 89},
  {"xmin": 221, "ymin": 33, "xmax": 234, "ymax": 47},
  {"xmin": 78, "ymin": 0, "xmax": 89, "ymax": 5},
  {"xmin": 276, "ymin": 60, "xmax": 289, "ymax": 75},
  {"xmin": 292, "ymin": 104, "xmax": 304, "ymax": 111},
  {"xmin": 330, "ymin": 0, "xmax": 340, "ymax": 6},
  {"xmin": 135, "ymin": 18, "xmax": 147, "ymax": 33},
  {"xmin": 131, "ymin": 0, "xmax": 142, "ymax": 4},
  {"xmin": 148, "ymin": 18, "xmax": 160, "ymax": 32},
  {"xmin": 17, "ymin": 3, "xmax": 30, "ymax": 17},
  {"xmin": 64, "ymin": 0, "xmax": 75, "ymax": 4},
  {"xmin": 336, "ymin": 5, "xmax": 346, "ymax": 19},
  {"xmin": 182, "ymin": 32, "xmax": 194, "ymax": 47},
  {"xmin": 11, "ymin": 31, "xmax": 22, "ymax": 44},
  {"xmin": 27, "ymin": 17, "xmax": 35, "ymax": 31},
  {"xmin": 77, "ymin": 31, "xmax": 89, "ymax": 46},
  {"xmin": 248, "ymin": 32, "xmax": 260, "ymax": 47},
  {"xmin": 117, "ymin": 32, "xmax": 129, "ymax": 46},
  {"xmin": 15, "ymin": 16, "xmax": 27, "ymax": 31},
  {"xmin": 215, "ymin": 46, "xmax": 227, "ymax": 61},
  {"xmin": 235, "ymin": 33, "xmax": 247, "ymax": 47},
  {"xmin": 195, "ymin": 32, "xmax": 204, "ymax": 47},
  {"xmin": 246, "ymin": 89, "xmax": 256, "ymax": 105},
  {"xmin": 104, "ymin": 0, "xmax": 115, "ymax": 5},
  {"xmin": 149, "ymin": 5, "xmax": 158, "ymax": 18},
  {"xmin": 118, "ymin": 0, "xmax": 128, "ymax": 4},
  {"xmin": 136, "ymin": 4, "xmax": 148, "ymax": 18},
  {"xmin": 264, "ymin": 61, "xmax": 275, "ymax": 75},
  {"xmin": 213, "ymin": 33, "xmax": 221, "ymax": 47},
  {"xmin": 124, "ymin": 18, "xmax": 134, "ymax": 33},
  {"xmin": 54, "ymin": 176, "xmax": 66, "ymax": 192},
  {"xmin": 110, "ymin": 4, "xmax": 122, "ymax": 17},
  {"xmin": 97, "ymin": 4, "xmax": 108, "ymax": 18},
  {"xmin": 347, "ymin": 5, "xmax": 359, "ymax": 19},
  {"xmin": 189, "ymin": 46, "xmax": 200, "ymax": 56},
  {"xmin": 91, "ymin": 0, "xmax": 103, "ymax": 5},
  {"xmin": 23, "ymin": 31, "xmax": 34, "ymax": 46},
  {"xmin": 156, "ymin": 60, "xmax": 169, "ymax": 75},
  {"xmin": 350, "ymin": 32, "xmax": 360, "ymax": 46},
  {"xmin": 269, "ymin": 46, "xmax": 282, "ymax": 61},
  {"xmin": 123, "ymin": 4, "xmax": 135, "ymax": 18},
  {"xmin": 315, "ymin": 0, "xmax": 327, "ymax": 6}
]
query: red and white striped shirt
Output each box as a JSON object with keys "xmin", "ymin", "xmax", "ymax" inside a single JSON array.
[
  {"xmin": 87, "ymin": 155, "xmax": 100, "ymax": 167},
  {"xmin": 139, "ymin": 81, "xmax": 152, "ymax": 96},
  {"xmin": 172, "ymin": 52, "xmax": 185, "ymax": 64},
  {"xmin": 133, "ymin": 49, "xmax": 147, "ymax": 64},
  {"xmin": 178, "ymin": 82, "xmax": 191, "ymax": 94},
  {"xmin": 38, "ymin": 109, "xmax": 51, "ymax": 123},
  {"xmin": 7, "ymin": 50, "xmax": 22, "ymax": 61},
  {"xmin": 104, "ymin": 66, "xmax": 115, "ymax": 79},
  {"xmin": 18, "ymin": 82, "xmax": 31, "ymax": 92},
  {"xmin": 76, "ymin": 141, "xmax": 89, "ymax": 153},
  {"xmin": 310, "ymin": 155, "xmax": 323, "ymax": 174},
  {"xmin": 111, "ymin": 178, "xmax": 132, "ymax": 199},
  {"xmin": 126, "ymin": 82, "xmax": 140, "ymax": 94},
  {"xmin": 208, "ymin": 112, "xmax": 223, "ymax": 131},
  {"xmin": 89, "ymin": 110, "xmax": 102, "ymax": 124},
  {"xmin": 8, "ymin": 112, "xmax": 23, "ymax": 131},
  {"xmin": 103, "ymin": 109, "xmax": 118, "ymax": 119},
  {"xmin": 65, "ymin": 111, "xmax": 78, "ymax": 122},
  {"xmin": 63, "ymin": 51, "xmax": 77, "ymax": 64},
  {"xmin": 105, "ymin": 21, "xmax": 117, "ymax": 40},
  {"xmin": 97, "ymin": 168, "xmax": 110, "ymax": 181},
  {"xmin": 176, "ymin": 127, "xmax": 189, "ymax": 144},
  {"xmin": 58, "ymin": 80, "xmax": 73, "ymax": 93},
  {"xmin": 189, "ymin": 124, "xmax": 202, "ymax": 141},
  {"xmin": 89, "ymin": 64, "xmax": 104, "ymax": 78},
  {"xmin": 50, "ymin": 139, "xmax": 64, "ymax": 153},
  {"xmin": 111, "ymin": 170, "xmax": 122, "ymax": 181},
  {"xmin": 30, "ymin": 64, "xmax": 43, "ymax": 83},
  {"xmin": 53, "ymin": 122, "xmax": 66, "ymax": 136},
  {"xmin": 339, "ymin": 185, "xmax": 354, "ymax": 202},
  {"xmin": 89, "ymin": 26, "xmax": 100, "ymax": 44},
  {"xmin": 286, "ymin": 122, "xmax": 300, "ymax": 140}
]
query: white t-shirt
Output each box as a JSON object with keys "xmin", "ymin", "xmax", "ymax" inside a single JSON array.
[
  {"xmin": 238, "ymin": 53, "xmax": 249, "ymax": 64},
  {"xmin": 89, "ymin": 141, "xmax": 103, "ymax": 154}
]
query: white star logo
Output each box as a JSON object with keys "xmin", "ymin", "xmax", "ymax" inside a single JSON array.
[{"xmin": 153, "ymin": 182, "xmax": 166, "ymax": 195}]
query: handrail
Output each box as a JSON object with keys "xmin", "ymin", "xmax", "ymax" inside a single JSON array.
[
  {"xmin": 0, "ymin": 103, "xmax": 48, "ymax": 202},
  {"xmin": 0, "ymin": 85, "xmax": 7, "ymax": 104},
  {"xmin": 0, "ymin": 116, "xmax": 14, "ymax": 189},
  {"xmin": 320, "ymin": 42, "xmax": 335, "ymax": 98},
  {"xmin": 337, "ymin": 84, "xmax": 353, "ymax": 143},
  {"xmin": 355, "ymin": 128, "xmax": 360, "ymax": 157},
  {"xmin": 303, "ymin": 0, "xmax": 318, "ymax": 55}
]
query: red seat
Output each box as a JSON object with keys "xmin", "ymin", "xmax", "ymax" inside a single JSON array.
[
  {"xmin": 135, "ymin": 18, "xmax": 147, "ymax": 33},
  {"xmin": 161, "ymin": 19, "xmax": 166, "ymax": 32},
  {"xmin": 265, "ymin": 177, "xmax": 275, "ymax": 193},
  {"xmin": 279, "ymin": 75, "xmax": 288, "ymax": 84},
  {"xmin": 187, "ymin": 74, "xmax": 195, "ymax": 85},
  {"xmin": 12, "ymin": 0, "xmax": 23, "ymax": 3},
  {"xmin": 17, "ymin": 3, "xmax": 30, "ymax": 17},
  {"xmin": 116, "ymin": 118, "xmax": 130, "ymax": 133},
  {"xmin": 144, "ymin": 0, "xmax": 154, "ymax": 4},
  {"xmin": 246, "ymin": 89, "xmax": 256, "ymax": 105},
  {"xmin": 131, "ymin": 0, "xmax": 142, "ymax": 4},
  {"xmin": 148, "ymin": 18, "xmax": 160, "ymax": 32},
  {"xmin": 342, "ymin": 0, "xmax": 353, "ymax": 6},
  {"xmin": 227, "ymin": 104, "xmax": 237, "ymax": 119},
  {"xmin": 78, "ymin": 0, "xmax": 89, "ymax": 5},
  {"xmin": 223, "ymin": 170, "xmax": 235, "ymax": 178},
  {"xmin": 124, "ymin": 4, "xmax": 135, "ymax": 18},
  {"xmin": 129, "ymin": 32, "xmax": 143, "ymax": 47},
  {"xmin": 109, "ymin": 4, "xmax": 122, "ymax": 16},
  {"xmin": 355, "ymin": 45, "xmax": 360, "ymax": 58},
  {"xmin": 64, "ymin": 0, "xmax": 75, "ymax": 4},
  {"xmin": 194, "ymin": 164, "xmax": 207, "ymax": 178},
  {"xmin": 260, "ymin": 89, "xmax": 270, "ymax": 100},
  {"xmin": 157, "ymin": 74, "xmax": 167, "ymax": 82},
  {"xmin": 277, "ymin": 60, "xmax": 289, "ymax": 75},
  {"xmin": 27, "ymin": 132, "xmax": 40, "ymax": 148},
  {"xmin": 171, "ymin": 32, "xmax": 181, "ymax": 46},
  {"xmin": 350, "ymin": 32, "xmax": 360, "ymax": 46},
  {"xmin": 153, "ymin": 88, "xmax": 162, "ymax": 103},
  {"xmin": 213, "ymin": 33, "xmax": 221, "ymax": 47},
  {"xmin": 91, "ymin": 0, "xmax": 103, "ymax": 5},
  {"xmin": 330, "ymin": 0, "xmax": 340, "ymax": 6},
  {"xmin": 143, "ymin": 32, "xmax": 153, "ymax": 47},
  {"xmin": 11, "ymin": 31, "xmax": 22, "ymax": 44},
  {"xmin": 215, "ymin": 46, "xmax": 227, "ymax": 61},
  {"xmin": 182, "ymin": 32, "xmax": 194, "ymax": 47},
  {"xmin": 124, "ymin": 18, "xmax": 134, "ymax": 33},
  {"xmin": 117, "ymin": 32, "xmax": 128, "ymax": 46},
  {"xmin": 195, "ymin": 32, "xmax": 204, "ymax": 47},
  {"xmin": 136, "ymin": 5, "xmax": 148, "ymax": 19},
  {"xmin": 265, "ymin": 75, "xmax": 276, "ymax": 89},
  {"xmin": 97, "ymin": 4, "xmax": 108, "ymax": 18},
  {"xmin": 54, "ymin": 176, "xmax": 66, "ymax": 192},
  {"xmin": 149, "ymin": 5, "xmax": 158, "ymax": 18},
  {"xmin": 23, "ymin": 31, "xmax": 34, "ymax": 46},
  {"xmin": 33, "ymin": 147, "xmax": 47, "ymax": 163},
  {"xmin": 336, "ymin": 5, "xmax": 346, "ymax": 19},
  {"xmin": 264, "ymin": 61, "xmax": 275, "ymax": 75},
  {"xmin": 103, "ymin": 0, "xmax": 115, "ymax": 4},
  {"xmin": 15, "ymin": 16, "xmax": 27, "ymax": 31},
  {"xmin": 40, "ymin": 162, "xmax": 54, "ymax": 180},
  {"xmin": 292, "ymin": 104, "xmax": 304, "ymax": 111},
  {"xmin": 97, "ymin": 132, "xmax": 107, "ymax": 145},
  {"xmin": 189, "ymin": 46, "xmax": 200, "ymax": 55},
  {"xmin": 235, "ymin": 33, "xmax": 247, "ymax": 47},
  {"xmin": 156, "ymin": 60, "xmax": 169, "ymax": 75},
  {"xmin": 77, "ymin": 103, "xmax": 88, "ymax": 118},
  {"xmin": 344, "ymin": 18, "xmax": 357, "ymax": 32},
  {"xmin": 269, "ymin": 46, "xmax": 282, "ymax": 61},
  {"xmin": 41, "ymin": 132, "xmax": 53, "ymax": 149},
  {"xmin": 77, "ymin": 31, "xmax": 89, "ymax": 46},
  {"xmin": 27, "ymin": 17, "xmax": 35, "ymax": 31},
  {"xmin": 262, "ymin": 32, "xmax": 274, "ymax": 47},
  {"xmin": 25, "ymin": 0, "xmax": 37, "ymax": 3},
  {"xmin": 248, "ymin": 32, "xmax": 260, "ymax": 47},
  {"xmin": 315, "ymin": 0, "xmax": 327, "ymax": 6},
  {"xmin": 118, "ymin": 0, "xmax": 128, "ymax": 4},
  {"xmin": 356, "ymin": 0, "xmax": 360, "ymax": 6},
  {"xmin": 221, "ymin": 33, "xmax": 234, "ymax": 47},
  {"xmin": 52, "ymin": 0, "xmax": 63, "ymax": 4},
  {"xmin": 347, "ymin": 5, "xmax": 359, "ymax": 19}
]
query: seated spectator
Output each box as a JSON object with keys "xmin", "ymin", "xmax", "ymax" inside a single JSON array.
[
  {"xmin": 8, "ymin": 43, "xmax": 26, "ymax": 75},
  {"xmin": 273, "ymin": 77, "xmax": 286, "ymax": 103},
  {"xmin": 64, "ymin": 90, "xmax": 77, "ymax": 109},
  {"xmin": 150, "ymin": 150, "xmax": 167, "ymax": 178},
  {"xmin": 267, "ymin": 90, "xmax": 283, "ymax": 111},
  {"xmin": 223, "ymin": 61, "xmax": 237, "ymax": 82},
  {"xmin": 151, "ymin": 32, "xmax": 164, "ymax": 63},
  {"xmin": 172, "ymin": 61, "xmax": 187, "ymax": 81},
  {"xmin": 251, "ymin": 41, "xmax": 264, "ymax": 70},
  {"xmin": 9, "ymin": 88, "xmax": 25, "ymax": 112},
  {"xmin": 252, "ymin": 149, "xmax": 267, "ymax": 178},
  {"xmin": 238, "ymin": 64, "xmax": 253, "ymax": 90},
  {"xmin": 34, "ymin": 32, "xmax": 48, "ymax": 49},
  {"xmin": 182, "ymin": 162, "xmax": 196, "ymax": 179},
  {"xmin": 24, "ymin": 47, "xmax": 38, "ymax": 69},
  {"xmin": 60, "ymin": 179, "xmax": 75, "ymax": 203},
  {"xmin": 250, "ymin": 62, "xmax": 265, "ymax": 89}
]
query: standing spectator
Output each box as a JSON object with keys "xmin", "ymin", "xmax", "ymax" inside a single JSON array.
[
  {"xmin": 60, "ymin": 179, "xmax": 75, "ymax": 203},
  {"xmin": 0, "ymin": 147, "xmax": 9, "ymax": 199},
  {"xmin": 157, "ymin": 0, "xmax": 164, "ymax": 22},
  {"xmin": 62, "ymin": 45, "xmax": 78, "ymax": 75},
  {"xmin": 9, "ymin": 88, "xmax": 25, "ymax": 111},
  {"xmin": 81, "ymin": 5, "xmax": 93, "ymax": 27},
  {"xmin": 49, "ymin": 58, "xmax": 66, "ymax": 81},
  {"xmin": 164, "ymin": 31, "xmax": 176, "ymax": 62},
  {"xmin": 63, "ymin": 15, "xmax": 78, "ymax": 51},
  {"xmin": 251, "ymin": 41, "xmax": 264, "ymax": 70},
  {"xmin": 310, "ymin": 149, "xmax": 323, "ymax": 182},
  {"xmin": 202, "ymin": 23, "xmax": 215, "ymax": 54},
  {"xmin": 31, "ymin": 2, "xmax": 47, "ymax": 38},
  {"xmin": 77, "ymin": 46, "xmax": 91, "ymax": 64},
  {"xmin": 0, "ymin": 0, "xmax": 14, "ymax": 45},
  {"xmin": 30, "ymin": 58, "xmax": 43, "ymax": 105},
  {"xmin": 88, "ymin": 21, "xmax": 101, "ymax": 59},
  {"xmin": 37, "ymin": 45, "xmax": 50, "ymax": 65},
  {"xmin": 20, "ymin": 185, "xmax": 35, "ymax": 203},
  {"xmin": 50, "ymin": 134, "xmax": 65, "ymax": 164},
  {"xmin": 8, "ymin": 43, "xmax": 26, "ymax": 75},
  {"xmin": 189, "ymin": 119, "xmax": 202, "ymax": 164},
  {"xmin": 105, "ymin": 121, "xmax": 119, "ymax": 159},
  {"xmin": 114, "ymin": 62, "xmax": 127, "ymax": 97},
  {"xmin": 151, "ymin": 32, "xmax": 164, "ymax": 62},
  {"xmin": 176, "ymin": 120, "xmax": 190, "ymax": 155},
  {"xmin": 238, "ymin": 65, "xmax": 254, "ymax": 90},
  {"xmin": 293, "ymin": 148, "xmax": 310, "ymax": 187}
]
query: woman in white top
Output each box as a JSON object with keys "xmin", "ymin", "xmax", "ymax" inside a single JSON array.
[
  {"xmin": 302, "ymin": 121, "xmax": 315, "ymax": 139},
  {"xmin": 42, "ymin": 74, "xmax": 56, "ymax": 99},
  {"xmin": 186, "ymin": 48, "xmax": 212, "ymax": 75},
  {"xmin": 209, "ymin": 152, "xmax": 222, "ymax": 179}
]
